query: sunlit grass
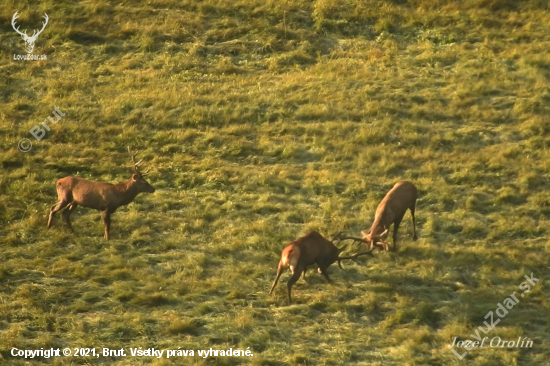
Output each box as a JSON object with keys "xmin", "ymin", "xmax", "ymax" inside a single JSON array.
[{"xmin": 1, "ymin": 0, "xmax": 549, "ymax": 365}]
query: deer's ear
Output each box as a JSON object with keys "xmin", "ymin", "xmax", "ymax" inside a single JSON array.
[{"xmin": 132, "ymin": 174, "xmax": 140, "ymax": 181}]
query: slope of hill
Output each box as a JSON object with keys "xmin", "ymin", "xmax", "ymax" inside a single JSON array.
[{"xmin": 1, "ymin": 1, "xmax": 549, "ymax": 365}]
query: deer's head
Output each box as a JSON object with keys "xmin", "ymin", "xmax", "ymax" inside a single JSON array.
[
  {"xmin": 331, "ymin": 231, "xmax": 375, "ymax": 269},
  {"xmin": 12, "ymin": 11, "xmax": 49, "ymax": 54},
  {"xmin": 361, "ymin": 228, "xmax": 389, "ymax": 244},
  {"xmin": 128, "ymin": 147, "xmax": 156, "ymax": 193}
]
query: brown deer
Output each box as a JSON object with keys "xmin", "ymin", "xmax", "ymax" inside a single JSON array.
[
  {"xmin": 360, "ymin": 181, "xmax": 417, "ymax": 252},
  {"xmin": 334, "ymin": 182, "xmax": 417, "ymax": 252},
  {"xmin": 47, "ymin": 147, "xmax": 155, "ymax": 240},
  {"xmin": 268, "ymin": 231, "xmax": 374, "ymax": 305}
]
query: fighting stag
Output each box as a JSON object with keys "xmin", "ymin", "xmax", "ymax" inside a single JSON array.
[
  {"xmin": 268, "ymin": 231, "xmax": 374, "ymax": 305},
  {"xmin": 345, "ymin": 181, "xmax": 418, "ymax": 252}
]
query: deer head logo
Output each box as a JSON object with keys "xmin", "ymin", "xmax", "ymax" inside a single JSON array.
[{"xmin": 12, "ymin": 11, "xmax": 49, "ymax": 54}]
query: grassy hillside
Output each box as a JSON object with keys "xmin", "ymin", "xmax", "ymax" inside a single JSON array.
[{"xmin": 1, "ymin": 0, "xmax": 549, "ymax": 364}]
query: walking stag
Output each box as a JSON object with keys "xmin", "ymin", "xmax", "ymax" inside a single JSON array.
[{"xmin": 47, "ymin": 147, "xmax": 155, "ymax": 240}]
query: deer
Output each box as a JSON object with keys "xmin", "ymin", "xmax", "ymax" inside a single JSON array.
[
  {"xmin": 341, "ymin": 181, "xmax": 418, "ymax": 253},
  {"xmin": 47, "ymin": 147, "xmax": 155, "ymax": 240},
  {"xmin": 268, "ymin": 231, "xmax": 375, "ymax": 305},
  {"xmin": 12, "ymin": 11, "xmax": 49, "ymax": 54}
]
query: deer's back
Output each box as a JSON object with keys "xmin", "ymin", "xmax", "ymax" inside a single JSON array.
[
  {"xmin": 375, "ymin": 181, "xmax": 417, "ymax": 219},
  {"xmin": 57, "ymin": 176, "xmax": 117, "ymax": 210},
  {"xmin": 58, "ymin": 176, "xmax": 112, "ymax": 189},
  {"xmin": 293, "ymin": 231, "xmax": 338, "ymax": 264}
]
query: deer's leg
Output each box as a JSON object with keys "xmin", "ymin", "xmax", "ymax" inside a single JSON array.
[
  {"xmin": 317, "ymin": 265, "xmax": 330, "ymax": 281},
  {"xmin": 61, "ymin": 203, "xmax": 77, "ymax": 232},
  {"xmin": 286, "ymin": 266, "xmax": 303, "ymax": 305},
  {"xmin": 410, "ymin": 204, "xmax": 418, "ymax": 241},
  {"xmin": 48, "ymin": 200, "xmax": 70, "ymax": 228},
  {"xmin": 392, "ymin": 214, "xmax": 405, "ymax": 252},
  {"xmin": 101, "ymin": 210, "xmax": 111, "ymax": 241},
  {"xmin": 317, "ymin": 264, "xmax": 332, "ymax": 283},
  {"xmin": 269, "ymin": 264, "xmax": 284, "ymax": 296},
  {"xmin": 302, "ymin": 267, "xmax": 308, "ymax": 283}
]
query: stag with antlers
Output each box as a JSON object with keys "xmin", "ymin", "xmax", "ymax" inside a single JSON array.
[
  {"xmin": 269, "ymin": 231, "xmax": 375, "ymax": 305},
  {"xmin": 330, "ymin": 182, "xmax": 418, "ymax": 253},
  {"xmin": 47, "ymin": 147, "xmax": 155, "ymax": 240}
]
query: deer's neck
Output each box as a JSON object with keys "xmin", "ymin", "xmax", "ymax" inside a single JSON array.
[
  {"xmin": 370, "ymin": 211, "xmax": 391, "ymax": 234},
  {"xmin": 370, "ymin": 216, "xmax": 384, "ymax": 234},
  {"xmin": 115, "ymin": 179, "xmax": 140, "ymax": 207}
]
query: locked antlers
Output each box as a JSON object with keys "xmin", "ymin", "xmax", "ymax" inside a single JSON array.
[{"xmin": 332, "ymin": 231, "xmax": 390, "ymax": 253}]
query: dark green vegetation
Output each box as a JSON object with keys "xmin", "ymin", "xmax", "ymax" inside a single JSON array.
[{"xmin": 1, "ymin": 0, "xmax": 549, "ymax": 364}]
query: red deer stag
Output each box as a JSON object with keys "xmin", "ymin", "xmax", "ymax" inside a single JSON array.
[
  {"xmin": 358, "ymin": 181, "xmax": 418, "ymax": 252},
  {"xmin": 268, "ymin": 231, "xmax": 374, "ymax": 305},
  {"xmin": 334, "ymin": 182, "xmax": 417, "ymax": 252},
  {"xmin": 47, "ymin": 147, "xmax": 155, "ymax": 240}
]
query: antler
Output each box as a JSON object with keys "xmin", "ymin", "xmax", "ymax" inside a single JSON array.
[
  {"xmin": 332, "ymin": 231, "xmax": 390, "ymax": 252},
  {"xmin": 338, "ymin": 249, "xmax": 375, "ymax": 261},
  {"xmin": 330, "ymin": 231, "xmax": 346, "ymax": 243},
  {"xmin": 30, "ymin": 13, "xmax": 48, "ymax": 39},
  {"xmin": 337, "ymin": 248, "xmax": 375, "ymax": 269},
  {"xmin": 331, "ymin": 231, "xmax": 368, "ymax": 246},
  {"xmin": 11, "ymin": 11, "xmax": 28, "ymax": 38},
  {"xmin": 375, "ymin": 241, "xmax": 390, "ymax": 251},
  {"xmin": 128, "ymin": 146, "xmax": 151, "ymax": 176},
  {"xmin": 331, "ymin": 231, "xmax": 387, "ymax": 269}
]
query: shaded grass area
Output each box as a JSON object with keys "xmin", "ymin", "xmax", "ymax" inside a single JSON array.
[{"xmin": 1, "ymin": 0, "xmax": 550, "ymax": 365}]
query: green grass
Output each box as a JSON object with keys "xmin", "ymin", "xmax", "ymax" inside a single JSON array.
[{"xmin": 1, "ymin": 0, "xmax": 550, "ymax": 364}]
